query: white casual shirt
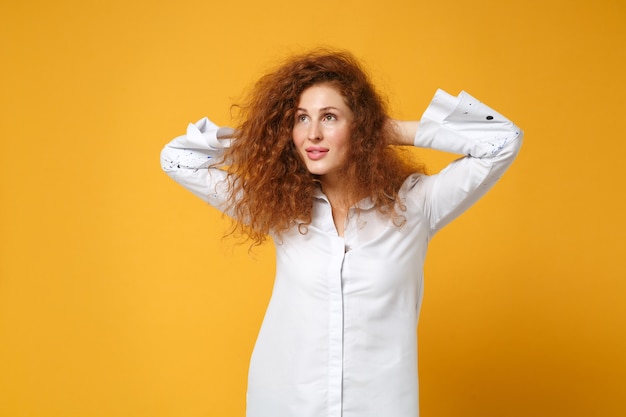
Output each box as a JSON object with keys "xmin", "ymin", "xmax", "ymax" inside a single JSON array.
[{"xmin": 161, "ymin": 89, "xmax": 523, "ymax": 417}]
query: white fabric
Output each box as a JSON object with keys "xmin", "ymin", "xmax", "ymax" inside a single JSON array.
[{"xmin": 160, "ymin": 89, "xmax": 523, "ymax": 417}]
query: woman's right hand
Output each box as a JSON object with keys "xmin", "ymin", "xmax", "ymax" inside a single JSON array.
[{"xmin": 217, "ymin": 127, "xmax": 237, "ymax": 140}]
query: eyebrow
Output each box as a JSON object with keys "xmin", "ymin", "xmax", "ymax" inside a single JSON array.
[{"xmin": 296, "ymin": 106, "xmax": 341, "ymax": 113}]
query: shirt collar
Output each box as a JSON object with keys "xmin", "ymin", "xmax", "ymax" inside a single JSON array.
[{"xmin": 313, "ymin": 188, "xmax": 376, "ymax": 210}]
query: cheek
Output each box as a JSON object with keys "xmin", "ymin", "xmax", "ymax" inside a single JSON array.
[
  {"xmin": 291, "ymin": 127, "xmax": 304, "ymax": 146},
  {"xmin": 337, "ymin": 128, "xmax": 352, "ymax": 150}
]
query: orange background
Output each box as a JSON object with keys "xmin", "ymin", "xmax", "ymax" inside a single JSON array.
[{"xmin": 1, "ymin": 0, "xmax": 625, "ymax": 416}]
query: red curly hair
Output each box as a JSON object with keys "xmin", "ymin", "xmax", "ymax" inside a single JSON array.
[{"xmin": 224, "ymin": 49, "xmax": 426, "ymax": 245}]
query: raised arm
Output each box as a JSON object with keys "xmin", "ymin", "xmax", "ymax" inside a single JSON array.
[
  {"xmin": 160, "ymin": 117, "xmax": 235, "ymax": 209},
  {"xmin": 399, "ymin": 89, "xmax": 523, "ymax": 234},
  {"xmin": 389, "ymin": 120, "xmax": 420, "ymax": 146}
]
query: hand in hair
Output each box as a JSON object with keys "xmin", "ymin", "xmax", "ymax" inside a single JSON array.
[{"xmin": 388, "ymin": 120, "xmax": 420, "ymax": 146}]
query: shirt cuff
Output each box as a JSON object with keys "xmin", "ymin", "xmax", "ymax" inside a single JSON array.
[
  {"xmin": 414, "ymin": 89, "xmax": 522, "ymax": 158},
  {"xmin": 187, "ymin": 117, "xmax": 233, "ymax": 150}
]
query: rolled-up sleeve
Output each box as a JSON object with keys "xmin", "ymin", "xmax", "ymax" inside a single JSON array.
[
  {"xmin": 410, "ymin": 89, "xmax": 524, "ymax": 234},
  {"xmin": 160, "ymin": 117, "xmax": 234, "ymax": 209}
]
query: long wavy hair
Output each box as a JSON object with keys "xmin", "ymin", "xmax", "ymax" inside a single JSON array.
[{"xmin": 224, "ymin": 49, "xmax": 425, "ymax": 245}]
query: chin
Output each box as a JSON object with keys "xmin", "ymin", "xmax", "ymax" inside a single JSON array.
[{"xmin": 304, "ymin": 164, "xmax": 326, "ymax": 176}]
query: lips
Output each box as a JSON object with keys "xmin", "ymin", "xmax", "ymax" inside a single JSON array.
[{"xmin": 305, "ymin": 147, "xmax": 329, "ymax": 161}]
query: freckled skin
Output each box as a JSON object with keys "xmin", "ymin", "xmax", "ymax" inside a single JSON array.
[{"xmin": 292, "ymin": 84, "xmax": 354, "ymax": 186}]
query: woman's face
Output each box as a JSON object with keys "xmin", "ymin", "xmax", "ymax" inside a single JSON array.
[{"xmin": 292, "ymin": 83, "xmax": 353, "ymax": 181}]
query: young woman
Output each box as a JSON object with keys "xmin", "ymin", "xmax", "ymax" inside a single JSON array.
[{"xmin": 161, "ymin": 50, "xmax": 523, "ymax": 417}]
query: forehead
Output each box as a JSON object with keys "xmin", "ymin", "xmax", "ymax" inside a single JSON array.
[
  {"xmin": 297, "ymin": 83, "xmax": 348, "ymax": 108},
  {"xmin": 297, "ymin": 83, "xmax": 352, "ymax": 114}
]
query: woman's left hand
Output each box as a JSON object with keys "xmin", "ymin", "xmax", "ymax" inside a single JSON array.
[{"xmin": 388, "ymin": 119, "xmax": 420, "ymax": 146}]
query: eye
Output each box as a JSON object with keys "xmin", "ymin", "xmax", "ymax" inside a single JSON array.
[
  {"xmin": 295, "ymin": 114, "xmax": 308, "ymax": 123},
  {"xmin": 323, "ymin": 113, "xmax": 337, "ymax": 121}
]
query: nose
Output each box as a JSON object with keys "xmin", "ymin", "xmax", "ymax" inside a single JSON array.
[{"xmin": 307, "ymin": 122, "xmax": 322, "ymax": 141}]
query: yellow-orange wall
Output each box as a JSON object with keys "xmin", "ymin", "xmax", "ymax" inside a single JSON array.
[{"xmin": 1, "ymin": 0, "xmax": 625, "ymax": 416}]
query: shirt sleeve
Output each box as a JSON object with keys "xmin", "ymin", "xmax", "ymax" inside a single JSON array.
[
  {"xmin": 407, "ymin": 89, "xmax": 524, "ymax": 235},
  {"xmin": 160, "ymin": 117, "xmax": 234, "ymax": 210}
]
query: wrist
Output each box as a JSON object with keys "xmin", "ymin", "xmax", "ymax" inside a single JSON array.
[{"xmin": 390, "ymin": 120, "xmax": 420, "ymax": 146}]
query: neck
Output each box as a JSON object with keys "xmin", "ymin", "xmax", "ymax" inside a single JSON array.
[
  {"xmin": 320, "ymin": 173, "xmax": 352, "ymax": 210},
  {"xmin": 320, "ymin": 175, "xmax": 352, "ymax": 237}
]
